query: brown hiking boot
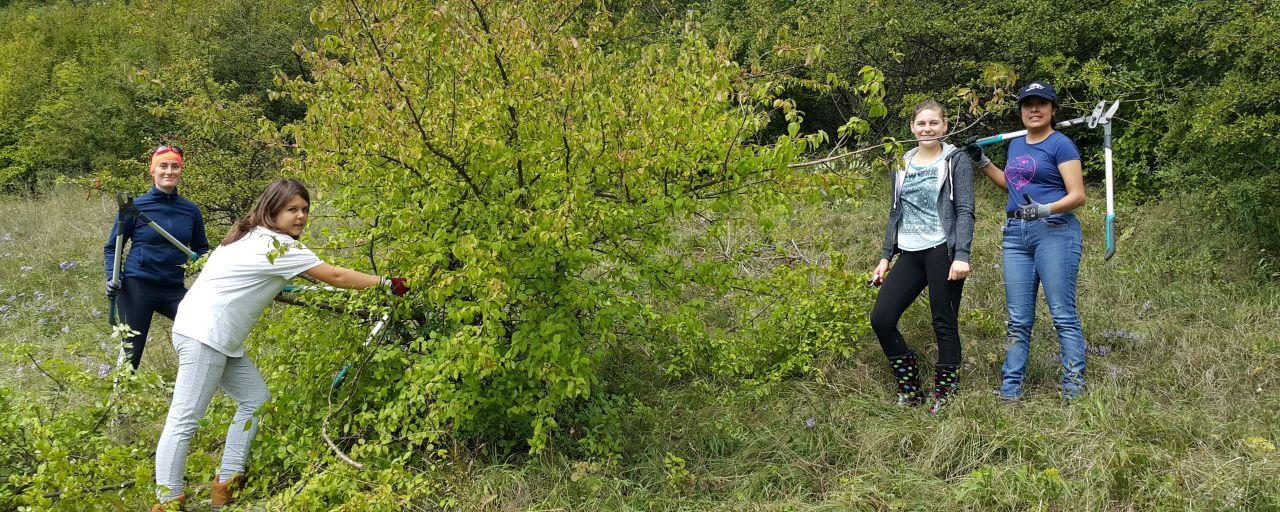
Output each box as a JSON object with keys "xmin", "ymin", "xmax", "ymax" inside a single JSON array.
[
  {"xmin": 211, "ymin": 474, "xmax": 245, "ymax": 510},
  {"xmin": 150, "ymin": 494, "xmax": 186, "ymax": 511}
]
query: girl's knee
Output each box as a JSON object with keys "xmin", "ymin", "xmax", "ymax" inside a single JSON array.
[{"xmin": 243, "ymin": 389, "xmax": 271, "ymax": 409}]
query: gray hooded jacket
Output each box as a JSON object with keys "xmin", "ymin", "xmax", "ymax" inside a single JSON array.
[{"xmin": 879, "ymin": 143, "xmax": 976, "ymax": 262}]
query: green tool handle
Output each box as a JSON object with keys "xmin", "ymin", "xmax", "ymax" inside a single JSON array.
[{"xmin": 331, "ymin": 363, "xmax": 353, "ymax": 389}]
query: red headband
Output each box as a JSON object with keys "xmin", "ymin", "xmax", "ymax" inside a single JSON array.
[{"xmin": 150, "ymin": 148, "xmax": 183, "ymax": 170}]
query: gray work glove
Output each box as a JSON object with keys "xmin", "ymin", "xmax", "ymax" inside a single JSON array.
[
  {"xmin": 962, "ymin": 136, "xmax": 990, "ymax": 168},
  {"xmin": 1015, "ymin": 193, "xmax": 1053, "ymax": 220},
  {"xmin": 106, "ymin": 280, "xmax": 121, "ymax": 299}
]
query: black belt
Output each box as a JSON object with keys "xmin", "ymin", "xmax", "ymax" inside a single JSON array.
[{"xmin": 1006, "ymin": 211, "xmax": 1018, "ymax": 219}]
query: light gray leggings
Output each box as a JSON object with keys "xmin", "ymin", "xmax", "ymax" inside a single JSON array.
[{"xmin": 155, "ymin": 333, "xmax": 270, "ymax": 500}]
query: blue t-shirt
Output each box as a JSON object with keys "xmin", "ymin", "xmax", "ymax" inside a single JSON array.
[{"xmin": 1003, "ymin": 131, "xmax": 1081, "ymax": 212}]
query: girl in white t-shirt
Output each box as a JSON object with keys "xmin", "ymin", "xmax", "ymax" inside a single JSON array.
[{"xmin": 152, "ymin": 179, "xmax": 408, "ymax": 511}]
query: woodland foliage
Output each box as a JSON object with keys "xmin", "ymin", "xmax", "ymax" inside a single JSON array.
[{"xmin": 1, "ymin": 0, "xmax": 1278, "ymax": 508}]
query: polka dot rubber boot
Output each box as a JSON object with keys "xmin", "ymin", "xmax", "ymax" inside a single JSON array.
[
  {"xmin": 888, "ymin": 352, "xmax": 923, "ymax": 406},
  {"xmin": 929, "ymin": 365, "xmax": 959, "ymax": 414}
]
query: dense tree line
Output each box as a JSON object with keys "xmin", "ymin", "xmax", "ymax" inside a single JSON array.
[
  {"xmin": 0, "ymin": 0, "xmax": 316, "ymax": 225},
  {"xmin": 679, "ymin": 0, "xmax": 1279, "ymax": 243},
  {"xmin": 2, "ymin": 0, "xmax": 1276, "ymax": 241}
]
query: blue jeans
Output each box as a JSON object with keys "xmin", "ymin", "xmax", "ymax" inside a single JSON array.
[{"xmin": 999, "ymin": 213, "xmax": 1086, "ymax": 398}]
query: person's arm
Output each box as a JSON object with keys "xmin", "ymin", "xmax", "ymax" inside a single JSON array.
[
  {"xmin": 104, "ymin": 209, "xmax": 135, "ymax": 284},
  {"xmin": 951, "ymin": 155, "xmax": 976, "ymax": 262},
  {"xmin": 303, "ymin": 263, "xmax": 382, "ymax": 290},
  {"xmin": 190, "ymin": 207, "xmax": 210, "ymax": 258},
  {"xmin": 104, "ymin": 221, "xmax": 121, "ymax": 281},
  {"xmin": 1049, "ymin": 159, "xmax": 1086, "ymax": 213},
  {"xmin": 876, "ymin": 168, "xmax": 900, "ymax": 280}
]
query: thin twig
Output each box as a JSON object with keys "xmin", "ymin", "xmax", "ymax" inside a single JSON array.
[
  {"xmin": 25, "ymin": 354, "xmax": 67, "ymax": 391},
  {"xmin": 43, "ymin": 480, "xmax": 135, "ymax": 499},
  {"xmin": 789, "ymin": 113, "xmax": 991, "ymax": 169}
]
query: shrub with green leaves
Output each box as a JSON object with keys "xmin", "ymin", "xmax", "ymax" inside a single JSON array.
[{"xmin": 275, "ymin": 0, "xmax": 825, "ymax": 461}]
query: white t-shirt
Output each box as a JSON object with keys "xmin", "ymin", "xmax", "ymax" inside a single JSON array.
[{"xmin": 173, "ymin": 226, "xmax": 323, "ymax": 357}]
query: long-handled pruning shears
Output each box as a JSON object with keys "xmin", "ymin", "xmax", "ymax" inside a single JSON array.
[
  {"xmin": 109, "ymin": 193, "xmax": 130, "ymax": 377},
  {"xmin": 972, "ymin": 100, "xmax": 1123, "ymax": 260},
  {"xmin": 1093, "ymin": 100, "xmax": 1122, "ymax": 261},
  {"xmin": 117, "ymin": 195, "xmax": 200, "ymax": 261},
  {"xmin": 331, "ymin": 313, "xmax": 389, "ymax": 389}
]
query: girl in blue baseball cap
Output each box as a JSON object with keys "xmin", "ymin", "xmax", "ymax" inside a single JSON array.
[{"xmin": 968, "ymin": 80, "xmax": 1089, "ymax": 400}]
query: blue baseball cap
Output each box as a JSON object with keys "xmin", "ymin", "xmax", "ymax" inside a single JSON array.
[{"xmin": 1017, "ymin": 81, "xmax": 1057, "ymax": 104}]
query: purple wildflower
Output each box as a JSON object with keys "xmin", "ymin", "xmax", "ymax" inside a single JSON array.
[
  {"xmin": 33, "ymin": 291, "xmax": 44, "ymax": 300},
  {"xmin": 0, "ymin": 305, "xmax": 9, "ymax": 313},
  {"xmin": 20, "ymin": 266, "xmax": 33, "ymax": 272},
  {"xmin": 97, "ymin": 363, "xmax": 111, "ymax": 377},
  {"xmin": 804, "ymin": 417, "xmax": 816, "ymax": 428},
  {"xmin": 60, "ymin": 325, "xmax": 70, "ymax": 334},
  {"xmin": 1089, "ymin": 344, "xmax": 1113, "ymax": 356},
  {"xmin": 59, "ymin": 261, "xmax": 76, "ymax": 270},
  {"xmin": 91, "ymin": 308, "xmax": 102, "ymax": 318}
]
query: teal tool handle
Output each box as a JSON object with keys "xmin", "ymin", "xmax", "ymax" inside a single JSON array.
[
  {"xmin": 975, "ymin": 134, "xmax": 1005, "ymax": 147},
  {"xmin": 1104, "ymin": 214, "xmax": 1117, "ymax": 261},
  {"xmin": 331, "ymin": 363, "xmax": 353, "ymax": 389}
]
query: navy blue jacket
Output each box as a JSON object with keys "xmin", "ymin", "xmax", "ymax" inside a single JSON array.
[{"xmin": 104, "ymin": 187, "xmax": 210, "ymax": 288}]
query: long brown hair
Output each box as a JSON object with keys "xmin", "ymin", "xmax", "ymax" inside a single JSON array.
[{"xmin": 221, "ymin": 179, "xmax": 311, "ymax": 245}]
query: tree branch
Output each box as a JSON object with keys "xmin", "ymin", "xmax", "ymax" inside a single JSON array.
[
  {"xmin": 25, "ymin": 354, "xmax": 66, "ymax": 391},
  {"xmin": 345, "ymin": 0, "xmax": 484, "ymax": 198}
]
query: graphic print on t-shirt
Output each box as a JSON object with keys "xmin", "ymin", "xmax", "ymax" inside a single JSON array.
[
  {"xmin": 1005, "ymin": 154, "xmax": 1036, "ymax": 190},
  {"xmin": 897, "ymin": 164, "xmax": 945, "ymax": 251}
]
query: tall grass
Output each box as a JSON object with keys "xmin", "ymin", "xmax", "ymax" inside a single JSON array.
[
  {"xmin": 1, "ymin": 182, "xmax": 1277, "ymax": 510},
  {"xmin": 0, "ymin": 190, "xmax": 181, "ymax": 393},
  {"xmin": 442, "ymin": 179, "xmax": 1280, "ymax": 511}
]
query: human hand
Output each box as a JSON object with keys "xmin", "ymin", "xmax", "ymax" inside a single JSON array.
[
  {"xmin": 870, "ymin": 259, "xmax": 889, "ymax": 287},
  {"xmin": 948, "ymin": 260, "xmax": 970, "ymax": 281},
  {"xmin": 384, "ymin": 277, "xmax": 409, "ymax": 296},
  {"xmin": 962, "ymin": 136, "xmax": 989, "ymax": 168},
  {"xmin": 106, "ymin": 280, "xmax": 121, "ymax": 299},
  {"xmin": 1015, "ymin": 193, "xmax": 1053, "ymax": 220}
]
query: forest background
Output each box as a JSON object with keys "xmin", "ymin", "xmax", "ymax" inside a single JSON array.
[{"xmin": 1, "ymin": 0, "xmax": 1277, "ymax": 510}]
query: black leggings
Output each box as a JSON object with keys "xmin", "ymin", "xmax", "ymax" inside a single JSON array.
[
  {"xmin": 870, "ymin": 244, "xmax": 964, "ymax": 367},
  {"xmin": 117, "ymin": 278, "xmax": 187, "ymax": 369}
]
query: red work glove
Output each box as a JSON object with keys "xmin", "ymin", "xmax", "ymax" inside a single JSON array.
[{"xmin": 384, "ymin": 277, "xmax": 409, "ymax": 296}]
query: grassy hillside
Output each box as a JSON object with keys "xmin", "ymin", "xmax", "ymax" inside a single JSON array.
[{"xmin": 2, "ymin": 181, "xmax": 1277, "ymax": 510}]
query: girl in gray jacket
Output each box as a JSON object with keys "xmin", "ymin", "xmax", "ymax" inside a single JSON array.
[{"xmin": 869, "ymin": 100, "xmax": 976, "ymax": 412}]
